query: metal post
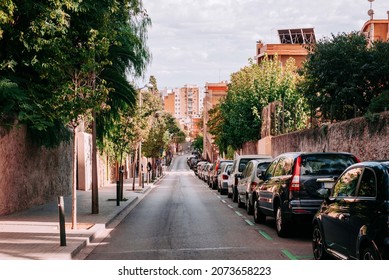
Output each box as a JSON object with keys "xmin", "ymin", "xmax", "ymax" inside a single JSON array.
[
  {"xmin": 57, "ymin": 196, "xmax": 66, "ymax": 246},
  {"xmin": 116, "ymin": 181, "xmax": 120, "ymax": 206}
]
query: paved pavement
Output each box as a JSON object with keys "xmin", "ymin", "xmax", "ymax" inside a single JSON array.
[{"xmin": 0, "ymin": 177, "xmax": 162, "ymax": 260}]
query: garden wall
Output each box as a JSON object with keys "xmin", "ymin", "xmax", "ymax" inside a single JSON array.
[
  {"xmin": 0, "ymin": 126, "xmax": 72, "ymax": 215},
  {"xmin": 270, "ymin": 111, "xmax": 389, "ymax": 161}
]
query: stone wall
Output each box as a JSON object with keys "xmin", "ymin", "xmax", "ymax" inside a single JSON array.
[
  {"xmin": 271, "ymin": 111, "xmax": 389, "ymax": 161},
  {"xmin": 0, "ymin": 126, "xmax": 72, "ymax": 215}
]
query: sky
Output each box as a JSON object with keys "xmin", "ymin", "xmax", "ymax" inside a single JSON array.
[{"xmin": 140, "ymin": 0, "xmax": 389, "ymax": 90}]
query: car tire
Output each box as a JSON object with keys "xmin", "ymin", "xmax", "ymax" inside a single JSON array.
[
  {"xmin": 275, "ymin": 205, "xmax": 289, "ymax": 237},
  {"xmin": 361, "ymin": 244, "xmax": 380, "ymax": 260},
  {"xmin": 253, "ymin": 201, "xmax": 266, "ymax": 224},
  {"xmin": 246, "ymin": 195, "xmax": 253, "ymax": 215},
  {"xmin": 312, "ymin": 224, "xmax": 330, "ymax": 260}
]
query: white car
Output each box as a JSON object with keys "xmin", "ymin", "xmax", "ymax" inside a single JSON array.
[{"xmin": 217, "ymin": 162, "xmax": 233, "ymax": 195}]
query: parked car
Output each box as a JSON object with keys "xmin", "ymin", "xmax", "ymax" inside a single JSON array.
[
  {"xmin": 253, "ymin": 152, "xmax": 359, "ymax": 237},
  {"xmin": 236, "ymin": 159, "xmax": 271, "ymax": 214},
  {"xmin": 203, "ymin": 162, "xmax": 213, "ymax": 185},
  {"xmin": 312, "ymin": 160, "xmax": 389, "ymax": 260},
  {"xmin": 210, "ymin": 159, "xmax": 233, "ymax": 190},
  {"xmin": 217, "ymin": 162, "xmax": 233, "ymax": 195},
  {"xmin": 229, "ymin": 154, "xmax": 273, "ymax": 202},
  {"xmin": 193, "ymin": 159, "xmax": 206, "ymax": 177},
  {"xmin": 196, "ymin": 161, "xmax": 207, "ymax": 178}
]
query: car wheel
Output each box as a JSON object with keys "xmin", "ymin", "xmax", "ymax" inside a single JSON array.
[
  {"xmin": 312, "ymin": 224, "xmax": 329, "ymax": 260},
  {"xmin": 361, "ymin": 244, "xmax": 380, "ymax": 260},
  {"xmin": 253, "ymin": 201, "xmax": 266, "ymax": 224},
  {"xmin": 246, "ymin": 195, "xmax": 253, "ymax": 215},
  {"xmin": 275, "ymin": 205, "xmax": 289, "ymax": 237}
]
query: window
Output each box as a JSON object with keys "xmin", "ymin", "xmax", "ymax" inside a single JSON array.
[
  {"xmin": 274, "ymin": 157, "xmax": 293, "ymax": 176},
  {"xmin": 265, "ymin": 159, "xmax": 279, "ymax": 178},
  {"xmin": 332, "ymin": 167, "xmax": 363, "ymax": 198},
  {"xmin": 357, "ymin": 168, "xmax": 377, "ymax": 197}
]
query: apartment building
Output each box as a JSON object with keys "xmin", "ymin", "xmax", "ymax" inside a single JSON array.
[{"xmin": 255, "ymin": 28, "xmax": 316, "ymax": 68}]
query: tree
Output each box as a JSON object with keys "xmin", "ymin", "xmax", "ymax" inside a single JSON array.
[
  {"xmin": 0, "ymin": 0, "xmax": 151, "ymax": 227},
  {"xmin": 192, "ymin": 135, "xmax": 204, "ymax": 154},
  {"xmin": 299, "ymin": 32, "xmax": 389, "ymax": 122},
  {"xmin": 211, "ymin": 57, "xmax": 307, "ymax": 153}
]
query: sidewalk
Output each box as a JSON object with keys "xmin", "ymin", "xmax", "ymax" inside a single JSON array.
[{"xmin": 0, "ymin": 177, "xmax": 161, "ymax": 260}]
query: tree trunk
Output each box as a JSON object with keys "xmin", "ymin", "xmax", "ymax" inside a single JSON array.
[
  {"xmin": 91, "ymin": 110, "xmax": 99, "ymax": 214},
  {"xmin": 71, "ymin": 127, "xmax": 78, "ymax": 230}
]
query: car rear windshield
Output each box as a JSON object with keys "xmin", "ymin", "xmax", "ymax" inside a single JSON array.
[
  {"xmin": 238, "ymin": 159, "xmax": 252, "ymax": 172},
  {"xmin": 300, "ymin": 154, "xmax": 357, "ymax": 176}
]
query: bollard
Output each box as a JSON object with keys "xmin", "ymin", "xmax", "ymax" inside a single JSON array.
[
  {"xmin": 57, "ymin": 196, "xmax": 66, "ymax": 246},
  {"xmin": 116, "ymin": 180, "xmax": 120, "ymax": 206}
]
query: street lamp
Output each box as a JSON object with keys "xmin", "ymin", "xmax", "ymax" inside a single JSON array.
[{"xmin": 137, "ymin": 83, "xmax": 153, "ymax": 189}]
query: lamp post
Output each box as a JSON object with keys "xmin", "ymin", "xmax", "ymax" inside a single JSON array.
[{"xmin": 137, "ymin": 83, "xmax": 153, "ymax": 189}]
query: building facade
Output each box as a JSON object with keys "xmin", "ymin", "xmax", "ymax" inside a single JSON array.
[
  {"xmin": 203, "ymin": 81, "xmax": 228, "ymax": 162},
  {"xmin": 255, "ymin": 28, "xmax": 316, "ymax": 68}
]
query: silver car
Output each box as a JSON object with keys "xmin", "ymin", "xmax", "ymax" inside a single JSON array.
[{"xmin": 236, "ymin": 159, "xmax": 271, "ymax": 214}]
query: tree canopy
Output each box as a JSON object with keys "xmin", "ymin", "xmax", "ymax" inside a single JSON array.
[{"xmin": 299, "ymin": 32, "xmax": 389, "ymax": 121}]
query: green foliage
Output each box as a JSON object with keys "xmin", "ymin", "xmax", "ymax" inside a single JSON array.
[
  {"xmin": 299, "ymin": 32, "xmax": 389, "ymax": 122},
  {"xmin": 367, "ymin": 90, "xmax": 389, "ymax": 113},
  {"xmin": 0, "ymin": 0, "xmax": 151, "ymax": 149},
  {"xmin": 211, "ymin": 56, "xmax": 308, "ymax": 151},
  {"xmin": 192, "ymin": 135, "xmax": 203, "ymax": 154}
]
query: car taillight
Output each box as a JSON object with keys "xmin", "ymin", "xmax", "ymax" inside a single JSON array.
[
  {"xmin": 250, "ymin": 181, "xmax": 257, "ymax": 191},
  {"xmin": 222, "ymin": 174, "xmax": 228, "ymax": 180},
  {"xmin": 290, "ymin": 156, "xmax": 301, "ymax": 191}
]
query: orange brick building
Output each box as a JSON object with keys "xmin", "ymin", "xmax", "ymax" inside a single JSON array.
[
  {"xmin": 361, "ymin": 10, "xmax": 389, "ymax": 43},
  {"xmin": 203, "ymin": 82, "xmax": 228, "ymax": 161}
]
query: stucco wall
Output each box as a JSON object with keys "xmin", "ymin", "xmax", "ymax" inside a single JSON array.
[
  {"xmin": 271, "ymin": 111, "xmax": 389, "ymax": 161},
  {"xmin": 0, "ymin": 126, "xmax": 72, "ymax": 215}
]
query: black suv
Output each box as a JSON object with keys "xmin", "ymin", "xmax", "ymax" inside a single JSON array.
[
  {"xmin": 312, "ymin": 161, "xmax": 389, "ymax": 260},
  {"xmin": 253, "ymin": 152, "xmax": 359, "ymax": 237}
]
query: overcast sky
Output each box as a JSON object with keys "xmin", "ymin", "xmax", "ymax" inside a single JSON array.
[{"xmin": 140, "ymin": 0, "xmax": 389, "ymax": 90}]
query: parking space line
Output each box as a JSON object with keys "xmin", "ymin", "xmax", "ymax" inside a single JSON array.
[
  {"xmin": 245, "ymin": 219, "xmax": 255, "ymax": 226},
  {"xmin": 258, "ymin": 230, "xmax": 273, "ymax": 241},
  {"xmin": 227, "ymin": 205, "xmax": 234, "ymax": 209},
  {"xmin": 235, "ymin": 211, "xmax": 243, "ymax": 217},
  {"xmin": 281, "ymin": 249, "xmax": 298, "ymax": 260},
  {"xmin": 221, "ymin": 199, "xmax": 227, "ymax": 204}
]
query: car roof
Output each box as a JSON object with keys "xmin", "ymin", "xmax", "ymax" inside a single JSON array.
[
  {"xmin": 235, "ymin": 154, "xmax": 272, "ymax": 160},
  {"xmin": 275, "ymin": 152, "xmax": 356, "ymax": 158},
  {"xmin": 351, "ymin": 160, "xmax": 389, "ymax": 168}
]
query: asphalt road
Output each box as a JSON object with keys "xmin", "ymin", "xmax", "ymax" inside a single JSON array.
[{"xmin": 86, "ymin": 154, "xmax": 313, "ymax": 260}]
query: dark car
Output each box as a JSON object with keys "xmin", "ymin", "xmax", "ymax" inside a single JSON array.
[
  {"xmin": 253, "ymin": 152, "xmax": 359, "ymax": 237},
  {"xmin": 312, "ymin": 160, "xmax": 389, "ymax": 260}
]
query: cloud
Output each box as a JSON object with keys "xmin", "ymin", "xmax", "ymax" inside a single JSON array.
[{"xmin": 142, "ymin": 0, "xmax": 389, "ymax": 88}]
